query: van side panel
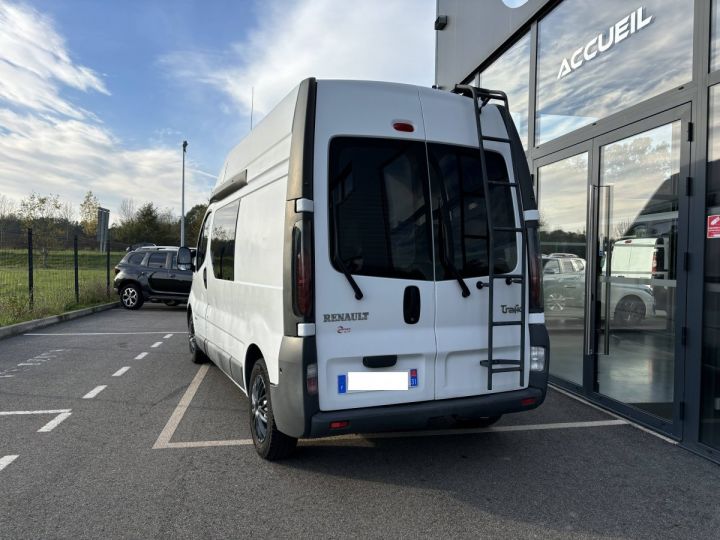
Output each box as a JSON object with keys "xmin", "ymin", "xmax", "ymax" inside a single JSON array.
[{"xmin": 229, "ymin": 178, "xmax": 286, "ymax": 385}]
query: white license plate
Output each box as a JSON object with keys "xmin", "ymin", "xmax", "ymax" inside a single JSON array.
[{"xmin": 347, "ymin": 371, "xmax": 408, "ymax": 391}]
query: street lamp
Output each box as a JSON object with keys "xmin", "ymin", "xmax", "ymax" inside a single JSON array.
[{"xmin": 181, "ymin": 140, "xmax": 188, "ymax": 247}]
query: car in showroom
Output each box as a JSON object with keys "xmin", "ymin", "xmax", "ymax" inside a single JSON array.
[
  {"xmin": 542, "ymin": 253, "xmax": 655, "ymax": 325},
  {"xmin": 114, "ymin": 246, "xmax": 193, "ymax": 309}
]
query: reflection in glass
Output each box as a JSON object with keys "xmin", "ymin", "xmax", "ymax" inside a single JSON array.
[
  {"xmin": 538, "ymin": 153, "xmax": 588, "ymax": 385},
  {"xmin": 700, "ymin": 86, "xmax": 720, "ymax": 450},
  {"xmin": 596, "ymin": 122, "xmax": 680, "ymax": 419},
  {"xmin": 479, "ymin": 33, "xmax": 530, "ymax": 149},
  {"xmin": 713, "ymin": 0, "xmax": 720, "ymax": 73},
  {"xmin": 536, "ymin": 0, "xmax": 693, "ymax": 145}
]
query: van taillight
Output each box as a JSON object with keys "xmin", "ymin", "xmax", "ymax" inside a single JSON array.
[
  {"xmin": 527, "ymin": 227, "xmax": 543, "ymax": 312},
  {"xmin": 652, "ymin": 252, "xmax": 658, "ymax": 274},
  {"xmin": 292, "ymin": 217, "xmax": 313, "ymax": 319}
]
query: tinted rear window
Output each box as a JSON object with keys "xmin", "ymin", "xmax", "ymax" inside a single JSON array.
[
  {"xmin": 329, "ymin": 137, "xmax": 434, "ymax": 280},
  {"xmin": 147, "ymin": 252, "xmax": 167, "ymax": 268},
  {"xmin": 427, "ymin": 143, "xmax": 517, "ymax": 278},
  {"xmin": 126, "ymin": 253, "xmax": 145, "ymax": 265}
]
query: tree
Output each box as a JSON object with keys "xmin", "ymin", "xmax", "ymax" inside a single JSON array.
[
  {"xmin": 119, "ymin": 198, "xmax": 135, "ymax": 225},
  {"xmin": 18, "ymin": 192, "xmax": 62, "ymax": 267},
  {"xmin": 79, "ymin": 191, "xmax": 99, "ymax": 237},
  {"xmin": 185, "ymin": 203, "xmax": 208, "ymax": 247}
]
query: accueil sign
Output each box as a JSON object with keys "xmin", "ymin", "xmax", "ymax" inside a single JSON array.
[{"xmin": 557, "ymin": 7, "xmax": 653, "ymax": 80}]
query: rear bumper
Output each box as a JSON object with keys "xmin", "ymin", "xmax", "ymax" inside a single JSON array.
[
  {"xmin": 308, "ymin": 386, "xmax": 544, "ymax": 438},
  {"xmin": 271, "ymin": 323, "xmax": 550, "ymax": 439}
]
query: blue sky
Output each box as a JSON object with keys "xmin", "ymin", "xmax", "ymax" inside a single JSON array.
[{"xmin": 0, "ymin": 0, "xmax": 435, "ymax": 222}]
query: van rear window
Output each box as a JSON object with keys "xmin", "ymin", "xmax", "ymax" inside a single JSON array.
[
  {"xmin": 329, "ymin": 138, "xmax": 434, "ymax": 280},
  {"xmin": 328, "ymin": 137, "xmax": 518, "ymax": 281}
]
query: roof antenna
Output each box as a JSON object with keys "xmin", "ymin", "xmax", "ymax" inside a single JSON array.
[{"xmin": 250, "ymin": 86, "xmax": 254, "ymax": 130}]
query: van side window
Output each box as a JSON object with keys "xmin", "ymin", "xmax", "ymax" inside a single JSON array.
[
  {"xmin": 210, "ymin": 199, "xmax": 240, "ymax": 281},
  {"xmin": 329, "ymin": 137, "xmax": 434, "ymax": 280},
  {"xmin": 147, "ymin": 252, "xmax": 168, "ymax": 269},
  {"xmin": 197, "ymin": 212, "xmax": 212, "ymax": 267},
  {"xmin": 427, "ymin": 144, "xmax": 518, "ymax": 278}
]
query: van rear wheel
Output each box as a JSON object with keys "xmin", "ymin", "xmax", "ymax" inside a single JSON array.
[
  {"xmin": 249, "ymin": 360, "xmax": 297, "ymax": 460},
  {"xmin": 188, "ymin": 316, "xmax": 208, "ymax": 364}
]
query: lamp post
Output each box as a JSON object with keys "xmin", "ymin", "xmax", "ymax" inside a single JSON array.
[{"xmin": 181, "ymin": 140, "xmax": 188, "ymax": 247}]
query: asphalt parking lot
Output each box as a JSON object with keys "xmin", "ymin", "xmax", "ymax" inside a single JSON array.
[{"xmin": 1, "ymin": 305, "xmax": 719, "ymax": 539}]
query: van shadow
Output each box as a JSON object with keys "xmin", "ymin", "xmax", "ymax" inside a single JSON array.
[{"xmin": 279, "ymin": 428, "xmax": 715, "ymax": 537}]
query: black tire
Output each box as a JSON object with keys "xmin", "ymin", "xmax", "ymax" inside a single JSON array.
[
  {"xmin": 188, "ymin": 315, "xmax": 209, "ymax": 364},
  {"xmin": 614, "ymin": 296, "xmax": 646, "ymax": 326},
  {"xmin": 120, "ymin": 283, "xmax": 144, "ymax": 310},
  {"xmin": 164, "ymin": 300, "xmax": 180, "ymax": 307},
  {"xmin": 454, "ymin": 415, "xmax": 502, "ymax": 429},
  {"xmin": 249, "ymin": 360, "xmax": 297, "ymax": 460}
]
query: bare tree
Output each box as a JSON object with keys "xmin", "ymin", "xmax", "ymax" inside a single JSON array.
[
  {"xmin": 18, "ymin": 193, "xmax": 62, "ymax": 268},
  {"xmin": 0, "ymin": 194, "xmax": 15, "ymax": 219},
  {"xmin": 79, "ymin": 191, "xmax": 99, "ymax": 236},
  {"xmin": 119, "ymin": 198, "xmax": 136, "ymax": 224}
]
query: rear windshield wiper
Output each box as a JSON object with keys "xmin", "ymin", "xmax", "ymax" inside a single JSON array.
[
  {"xmin": 330, "ymin": 202, "xmax": 363, "ymax": 300},
  {"xmin": 438, "ymin": 213, "xmax": 471, "ymax": 298}
]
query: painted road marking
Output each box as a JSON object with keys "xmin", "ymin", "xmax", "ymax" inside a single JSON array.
[
  {"xmin": 112, "ymin": 367, "xmax": 131, "ymax": 377},
  {"xmin": 163, "ymin": 334, "xmax": 173, "ymax": 339},
  {"xmin": 17, "ymin": 363, "xmax": 41, "ymax": 366},
  {"xmin": 0, "ymin": 455, "xmax": 18, "ymax": 472},
  {"xmin": 26, "ymin": 332, "xmax": 187, "ymax": 336},
  {"xmin": 153, "ymin": 364, "xmax": 210, "ymax": 449},
  {"xmin": 135, "ymin": 352, "xmax": 148, "ymax": 360},
  {"xmin": 82, "ymin": 386, "xmax": 107, "ymax": 399},
  {"xmin": 0, "ymin": 410, "xmax": 73, "ymax": 433},
  {"xmin": 0, "ymin": 375, "xmax": 14, "ymax": 378},
  {"xmin": 153, "ymin": 366, "xmax": 629, "ymax": 450},
  {"xmin": 151, "ymin": 342, "xmax": 162, "ymax": 348},
  {"xmin": 37, "ymin": 412, "xmax": 72, "ymax": 433},
  {"xmin": 0, "ymin": 409, "xmax": 71, "ymax": 416}
]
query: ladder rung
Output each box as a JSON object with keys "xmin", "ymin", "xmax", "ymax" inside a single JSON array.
[
  {"xmin": 493, "ymin": 227, "xmax": 523, "ymax": 232},
  {"xmin": 480, "ymin": 359, "xmax": 521, "ymax": 367},
  {"xmin": 491, "ymin": 367, "xmax": 523, "ymax": 374},
  {"xmin": 492, "ymin": 274, "xmax": 522, "ymax": 279},
  {"xmin": 487, "ymin": 181, "xmax": 518, "ymax": 187},
  {"xmin": 492, "ymin": 321, "xmax": 522, "ymax": 327}
]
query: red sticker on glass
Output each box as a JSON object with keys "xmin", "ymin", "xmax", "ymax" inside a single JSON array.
[{"xmin": 708, "ymin": 215, "xmax": 720, "ymax": 239}]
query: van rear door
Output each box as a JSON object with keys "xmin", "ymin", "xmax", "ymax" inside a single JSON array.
[
  {"xmin": 419, "ymin": 89, "xmax": 527, "ymax": 399},
  {"xmin": 313, "ymin": 83, "xmax": 437, "ymax": 411}
]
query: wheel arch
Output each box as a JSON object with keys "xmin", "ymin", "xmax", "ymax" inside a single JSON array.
[{"xmin": 244, "ymin": 344, "xmax": 264, "ymax": 391}]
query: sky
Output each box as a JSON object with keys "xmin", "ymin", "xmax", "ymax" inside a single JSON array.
[{"xmin": 0, "ymin": 0, "xmax": 435, "ymax": 223}]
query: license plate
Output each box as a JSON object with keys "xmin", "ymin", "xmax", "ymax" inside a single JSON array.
[{"xmin": 346, "ymin": 371, "xmax": 409, "ymax": 392}]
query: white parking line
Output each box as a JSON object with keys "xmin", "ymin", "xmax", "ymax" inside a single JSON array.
[
  {"xmin": 26, "ymin": 332, "xmax": 188, "ymax": 336},
  {"xmin": 151, "ymin": 342, "xmax": 162, "ymax": 348},
  {"xmin": 153, "ymin": 366, "xmax": 630, "ymax": 450},
  {"xmin": 82, "ymin": 386, "xmax": 107, "ymax": 399},
  {"xmin": 0, "ymin": 375, "xmax": 14, "ymax": 378},
  {"xmin": 163, "ymin": 334, "xmax": 173, "ymax": 339},
  {"xmin": 0, "ymin": 409, "xmax": 71, "ymax": 416},
  {"xmin": 112, "ymin": 367, "xmax": 131, "ymax": 377},
  {"xmin": 134, "ymin": 352, "xmax": 148, "ymax": 360},
  {"xmin": 17, "ymin": 363, "xmax": 41, "ymax": 366},
  {"xmin": 37, "ymin": 412, "xmax": 72, "ymax": 433},
  {"xmin": 0, "ymin": 455, "xmax": 18, "ymax": 472}
]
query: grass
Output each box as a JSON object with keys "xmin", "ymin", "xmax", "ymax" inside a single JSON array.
[{"xmin": 0, "ymin": 249, "xmax": 126, "ymax": 327}]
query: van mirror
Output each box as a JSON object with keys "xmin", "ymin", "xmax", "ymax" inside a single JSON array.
[{"xmin": 177, "ymin": 246, "xmax": 194, "ymax": 271}]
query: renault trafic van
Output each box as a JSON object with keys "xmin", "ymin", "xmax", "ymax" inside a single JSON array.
[{"xmin": 177, "ymin": 79, "xmax": 550, "ymax": 459}]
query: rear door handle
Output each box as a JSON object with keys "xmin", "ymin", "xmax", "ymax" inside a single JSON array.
[{"xmin": 403, "ymin": 286, "xmax": 421, "ymax": 324}]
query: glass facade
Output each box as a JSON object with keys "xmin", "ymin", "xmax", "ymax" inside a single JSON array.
[
  {"xmin": 536, "ymin": 0, "xmax": 693, "ymax": 145},
  {"xmin": 538, "ymin": 153, "xmax": 588, "ymax": 385},
  {"xmin": 478, "ymin": 33, "xmax": 531, "ymax": 149}
]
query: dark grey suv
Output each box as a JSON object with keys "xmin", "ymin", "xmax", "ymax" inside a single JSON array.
[{"xmin": 114, "ymin": 248, "xmax": 192, "ymax": 310}]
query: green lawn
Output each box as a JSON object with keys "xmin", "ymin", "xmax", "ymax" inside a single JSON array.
[{"xmin": 0, "ymin": 249, "xmax": 125, "ymax": 327}]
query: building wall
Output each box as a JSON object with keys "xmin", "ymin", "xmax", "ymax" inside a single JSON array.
[{"xmin": 436, "ymin": 0, "xmax": 720, "ymax": 462}]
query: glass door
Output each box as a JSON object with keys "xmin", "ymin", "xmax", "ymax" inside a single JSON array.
[{"xmin": 590, "ymin": 105, "xmax": 690, "ymax": 437}]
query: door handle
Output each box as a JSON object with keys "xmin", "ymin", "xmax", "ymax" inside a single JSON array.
[
  {"xmin": 203, "ymin": 267, "xmax": 207, "ymax": 288},
  {"xmin": 403, "ymin": 286, "xmax": 421, "ymax": 324}
]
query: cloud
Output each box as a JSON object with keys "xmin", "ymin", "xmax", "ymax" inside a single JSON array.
[
  {"xmin": 0, "ymin": 1, "xmax": 209, "ymax": 223},
  {"xmin": 161, "ymin": 0, "xmax": 435, "ymax": 118}
]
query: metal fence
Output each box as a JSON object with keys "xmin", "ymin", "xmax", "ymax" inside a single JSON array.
[{"xmin": 0, "ymin": 229, "xmax": 127, "ymax": 327}]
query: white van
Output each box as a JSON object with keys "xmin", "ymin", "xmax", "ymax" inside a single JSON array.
[{"xmin": 177, "ymin": 79, "xmax": 550, "ymax": 459}]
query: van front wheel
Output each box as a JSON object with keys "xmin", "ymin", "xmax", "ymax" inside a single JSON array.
[{"xmin": 249, "ymin": 360, "xmax": 298, "ymax": 460}]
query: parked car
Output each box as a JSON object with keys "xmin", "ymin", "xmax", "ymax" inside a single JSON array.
[
  {"xmin": 114, "ymin": 247, "xmax": 192, "ymax": 309},
  {"xmin": 542, "ymin": 254, "xmax": 655, "ymax": 325}
]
